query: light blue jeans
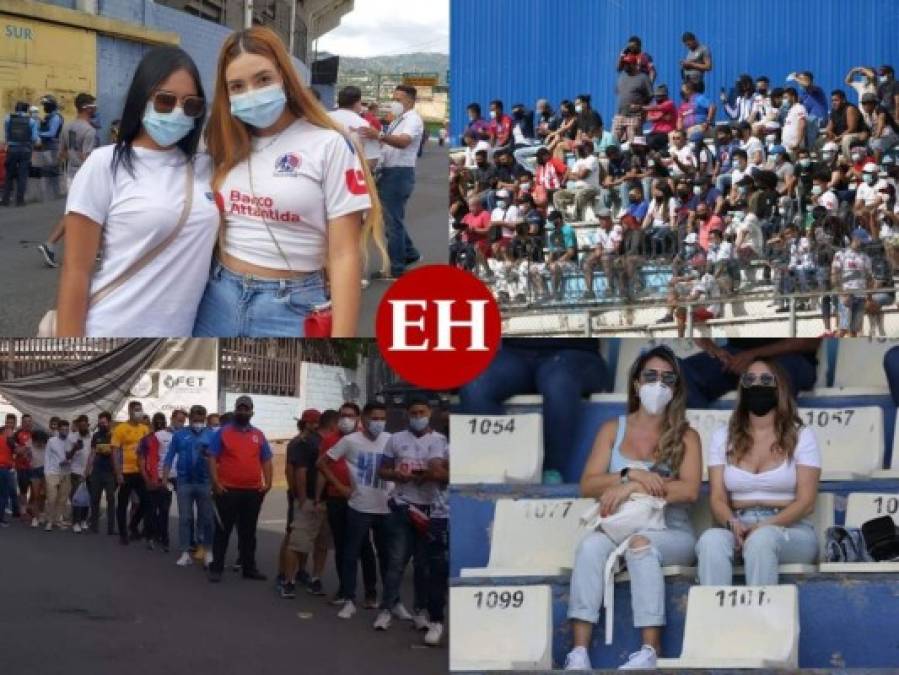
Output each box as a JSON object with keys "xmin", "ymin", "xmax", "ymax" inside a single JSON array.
[
  {"xmin": 192, "ymin": 262, "xmax": 326, "ymax": 337},
  {"xmin": 176, "ymin": 482, "xmax": 213, "ymax": 552},
  {"xmin": 696, "ymin": 507, "xmax": 818, "ymax": 586},
  {"xmin": 568, "ymin": 507, "xmax": 696, "ymax": 627}
]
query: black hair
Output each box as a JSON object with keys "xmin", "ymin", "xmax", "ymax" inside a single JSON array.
[
  {"xmin": 152, "ymin": 412, "xmax": 167, "ymax": 428},
  {"xmin": 467, "ymin": 102, "xmax": 481, "ymax": 116},
  {"xmin": 57, "ymin": 419, "xmax": 70, "ymax": 428},
  {"xmin": 31, "ymin": 429, "xmax": 49, "ymax": 445},
  {"xmin": 219, "ymin": 412, "xmax": 234, "ymax": 425},
  {"xmin": 320, "ymin": 409, "xmax": 339, "ymax": 428},
  {"xmin": 5, "ymin": 413, "xmax": 15, "ymax": 421},
  {"xmin": 98, "ymin": 411, "xmax": 112, "ymax": 422},
  {"xmin": 337, "ymin": 85, "xmax": 362, "ymax": 109},
  {"xmin": 628, "ymin": 36, "xmax": 642, "ymax": 46},
  {"xmin": 831, "ymin": 89, "xmax": 846, "ymax": 100},
  {"xmin": 490, "ymin": 99, "xmax": 504, "ymax": 111},
  {"xmin": 756, "ymin": 76, "xmax": 770, "ymax": 84},
  {"xmin": 49, "ymin": 416, "xmax": 59, "ymax": 425},
  {"xmin": 14, "ymin": 101, "xmax": 28, "ymax": 113},
  {"xmin": 113, "ymin": 46, "xmax": 205, "ymax": 177},
  {"xmin": 575, "ymin": 94, "xmax": 591, "ymax": 105},
  {"xmin": 74, "ymin": 414, "xmax": 89, "ymax": 425},
  {"xmin": 682, "ymin": 32, "xmax": 696, "ymax": 42},
  {"xmin": 407, "ymin": 396, "xmax": 431, "ymax": 410},
  {"xmin": 395, "ymin": 84, "xmax": 417, "ymax": 101},
  {"xmin": 127, "ymin": 400, "xmax": 142, "ymax": 411},
  {"xmin": 784, "ymin": 87, "xmax": 798, "ymax": 99},
  {"xmin": 339, "ymin": 401, "xmax": 361, "ymax": 416},
  {"xmin": 770, "ymin": 87, "xmax": 784, "ymax": 98},
  {"xmin": 732, "ymin": 148, "xmax": 748, "ymax": 160},
  {"xmin": 362, "ymin": 401, "xmax": 387, "ymax": 416}
]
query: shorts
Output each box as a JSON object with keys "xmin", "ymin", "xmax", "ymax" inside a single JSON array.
[
  {"xmin": 30, "ymin": 466, "xmax": 45, "ymax": 481},
  {"xmin": 288, "ymin": 501, "xmax": 331, "ymax": 554},
  {"xmin": 838, "ymin": 295, "xmax": 866, "ymax": 332},
  {"xmin": 17, "ymin": 468, "xmax": 31, "ymax": 493}
]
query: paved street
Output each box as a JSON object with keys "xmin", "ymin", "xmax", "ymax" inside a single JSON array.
[
  {"xmin": 0, "ymin": 142, "xmax": 447, "ymax": 337},
  {"xmin": 0, "ymin": 489, "xmax": 445, "ymax": 675}
]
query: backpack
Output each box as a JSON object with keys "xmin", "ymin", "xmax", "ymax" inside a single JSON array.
[{"xmin": 7, "ymin": 114, "xmax": 31, "ymax": 145}]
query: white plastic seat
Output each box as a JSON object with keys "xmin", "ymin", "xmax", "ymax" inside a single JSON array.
[
  {"xmin": 656, "ymin": 584, "xmax": 800, "ymax": 669},
  {"xmin": 831, "ymin": 338, "xmax": 898, "ymax": 393},
  {"xmin": 819, "ymin": 492, "xmax": 899, "ymax": 573},
  {"xmin": 450, "ymin": 413, "xmax": 543, "ymax": 484},
  {"xmin": 460, "ymin": 497, "xmax": 595, "ymax": 577},
  {"xmin": 449, "ymin": 585, "xmax": 553, "ymax": 671},
  {"xmin": 873, "ymin": 418, "xmax": 899, "ymax": 477},
  {"xmin": 612, "ymin": 338, "xmax": 704, "ymax": 392}
]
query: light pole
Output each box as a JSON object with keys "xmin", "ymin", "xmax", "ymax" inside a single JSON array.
[{"xmin": 243, "ymin": 0, "xmax": 254, "ymax": 29}]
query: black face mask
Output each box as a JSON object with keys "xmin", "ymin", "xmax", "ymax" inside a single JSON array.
[
  {"xmin": 742, "ymin": 385, "xmax": 778, "ymax": 416},
  {"xmin": 234, "ymin": 412, "xmax": 251, "ymax": 426}
]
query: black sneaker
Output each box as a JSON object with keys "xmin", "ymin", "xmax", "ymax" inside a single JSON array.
[
  {"xmin": 296, "ymin": 570, "xmax": 311, "ymax": 588},
  {"xmin": 208, "ymin": 570, "xmax": 223, "ymax": 583},
  {"xmin": 37, "ymin": 244, "xmax": 58, "ymax": 268},
  {"xmin": 656, "ymin": 314, "xmax": 674, "ymax": 324},
  {"xmin": 280, "ymin": 582, "xmax": 296, "ymax": 599},
  {"xmin": 242, "ymin": 569, "xmax": 267, "ymax": 581},
  {"xmin": 307, "ymin": 578, "xmax": 325, "ymax": 596}
]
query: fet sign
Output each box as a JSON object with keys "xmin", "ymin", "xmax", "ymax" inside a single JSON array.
[{"xmin": 376, "ymin": 265, "xmax": 501, "ymax": 389}]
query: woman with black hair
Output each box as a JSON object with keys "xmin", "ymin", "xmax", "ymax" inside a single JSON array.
[
  {"xmin": 55, "ymin": 47, "xmax": 219, "ymax": 336},
  {"xmin": 696, "ymin": 358, "xmax": 822, "ymax": 585}
]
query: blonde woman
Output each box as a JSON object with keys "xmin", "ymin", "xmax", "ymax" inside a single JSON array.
[
  {"xmin": 696, "ymin": 358, "xmax": 821, "ymax": 585},
  {"xmin": 196, "ymin": 26, "xmax": 387, "ymax": 337},
  {"xmin": 565, "ymin": 346, "xmax": 702, "ymax": 671}
]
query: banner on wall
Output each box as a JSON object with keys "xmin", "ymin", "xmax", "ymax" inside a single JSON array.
[{"xmin": 117, "ymin": 339, "xmax": 219, "ymax": 420}]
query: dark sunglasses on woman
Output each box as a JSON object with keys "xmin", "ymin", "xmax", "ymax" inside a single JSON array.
[
  {"xmin": 151, "ymin": 90, "xmax": 205, "ymax": 118},
  {"xmin": 740, "ymin": 372, "xmax": 777, "ymax": 388},
  {"xmin": 640, "ymin": 369, "xmax": 678, "ymax": 386}
]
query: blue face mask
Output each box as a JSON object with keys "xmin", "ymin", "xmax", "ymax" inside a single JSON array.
[
  {"xmin": 366, "ymin": 420, "xmax": 386, "ymax": 437},
  {"xmin": 409, "ymin": 416, "xmax": 429, "ymax": 433},
  {"xmin": 229, "ymin": 84, "xmax": 287, "ymax": 129},
  {"xmin": 142, "ymin": 102, "xmax": 195, "ymax": 148}
]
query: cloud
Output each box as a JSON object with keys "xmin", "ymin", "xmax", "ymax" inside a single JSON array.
[{"xmin": 315, "ymin": 0, "xmax": 448, "ymax": 57}]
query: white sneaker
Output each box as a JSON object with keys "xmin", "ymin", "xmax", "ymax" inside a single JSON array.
[
  {"xmin": 373, "ymin": 609, "xmax": 392, "ymax": 631},
  {"xmin": 337, "ymin": 600, "xmax": 357, "ymax": 620},
  {"xmin": 619, "ymin": 645, "xmax": 657, "ymax": 670},
  {"xmin": 73, "ymin": 523, "xmax": 81, "ymax": 533},
  {"xmin": 564, "ymin": 646, "xmax": 592, "ymax": 670},
  {"xmin": 176, "ymin": 552, "xmax": 193, "ymax": 567},
  {"xmin": 81, "ymin": 521, "xmax": 89, "ymax": 531},
  {"xmin": 391, "ymin": 602, "xmax": 413, "ymax": 621},
  {"xmin": 31, "ymin": 517, "xmax": 39, "ymax": 528},
  {"xmin": 44, "ymin": 522, "xmax": 52, "ymax": 532},
  {"xmin": 424, "ymin": 622, "xmax": 443, "ymax": 646},
  {"xmin": 204, "ymin": 551, "xmax": 213, "ymax": 567},
  {"xmin": 412, "ymin": 610, "xmax": 430, "ymax": 631}
]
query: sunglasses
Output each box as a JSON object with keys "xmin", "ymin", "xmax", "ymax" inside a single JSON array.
[
  {"xmin": 640, "ymin": 369, "xmax": 678, "ymax": 386},
  {"xmin": 740, "ymin": 372, "xmax": 777, "ymax": 388},
  {"xmin": 151, "ymin": 91, "xmax": 205, "ymax": 118}
]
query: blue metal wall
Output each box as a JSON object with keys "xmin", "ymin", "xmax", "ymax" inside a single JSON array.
[{"xmin": 450, "ymin": 0, "xmax": 899, "ymax": 140}]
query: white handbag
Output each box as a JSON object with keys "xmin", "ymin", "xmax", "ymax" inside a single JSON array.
[
  {"xmin": 579, "ymin": 493, "xmax": 668, "ymax": 645},
  {"xmin": 38, "ymin": 162, "xmax": 195, "ymax": 337}
]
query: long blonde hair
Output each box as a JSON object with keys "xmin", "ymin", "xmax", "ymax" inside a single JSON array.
[
  {"xmin": 727, "ymin": 358, "xmax": 803, "ymax": 464},
  {"xmin": 205, "ymin": 26, "xmax": 387, "ymax": 273},
  {"xmin": 625, "ymin": 346, "xmax": 691, "ymax": 474}
]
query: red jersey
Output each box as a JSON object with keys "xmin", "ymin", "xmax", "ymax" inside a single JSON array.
[
  {"xmin": 13, "ymin": 429, "xmax": 31, "ymax": 470},
  {"xmin": 319, "ymin": 430, "xmax": 351, "ymax": 498}
]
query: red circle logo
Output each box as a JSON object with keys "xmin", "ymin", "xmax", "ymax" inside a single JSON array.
[{"xmin": 375, "ymin": 265, "xmax": 502, "ymax": 390}]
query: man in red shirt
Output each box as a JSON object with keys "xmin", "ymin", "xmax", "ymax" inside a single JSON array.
[
  {"xmin": 363, "ymin": 101, "xmax": 383, "ymax": 132},
  {"xmin": 206, "ymin": 396, "xmax": 273, "ymax": 583},
  {"xmin": 461, "ymin": 195, "xmax": 493, "ymax": 259},
  {"xmin": 0, "ymin": 414, "xmax": 16, "ymax": 527},
  {"xmin": 320, "ymin": 402, "xmax": 379, "ymax": 608},
  {"xmin": 13, "ymin": 413, "xmax": 33, "ymax": 521},
  {"xmin": 488, "ymin": 100, "xmax": 514, "ymax": 150}
]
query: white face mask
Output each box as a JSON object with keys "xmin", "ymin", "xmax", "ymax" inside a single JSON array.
[
  {"xmin": 575, "ymin": 104, "xmax": 584, "ymax": 114},
  {"xmin": 489, "ymin": 110, "xmax": 497, "ymax": 119},
  {"xmin": 765, "ymin": 134, "xmax": 777, "ymax": 145},
  {"xmin": 638, "ymin": 382, "xmax": 673, "ymax": 415},
  {"xmin": 338, "ymin": 416, "xmax": 356, "ymax": 435},
  {"xmin": 520, "ymin": 182, "xmax": 531, "ymax": 191},
  {"xmin": 389, "ymin": 101, "xmax": 404, "ymax": 119},
  {"xmin": 497, "ymin": 200, "xmax": 508, "ymax": 209}
]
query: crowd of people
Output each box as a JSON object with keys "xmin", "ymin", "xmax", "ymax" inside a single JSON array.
[
  {"xmin": 0, "ymin": 395, "xmax": 449, "ymax": 647},
  {"xmin": 450, "ymin": 32, "xmax": 899, "ymax": 336}
]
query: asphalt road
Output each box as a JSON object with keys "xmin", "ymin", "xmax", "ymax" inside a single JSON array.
[
  {"xmin": 0, "ymin": 142, "xmax": 447, "ymax": 337},
  {"xmin": 0, "ymin": 489, "xmax": 445, "ymax": 675}
]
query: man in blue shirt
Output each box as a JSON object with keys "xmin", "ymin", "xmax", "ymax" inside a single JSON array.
[
  {"xmin": 545, "ymin": 210, "xmax": 578, "ymax": 301},
  {"xmin": 794, "ymin": 72, "xmax": 828, "ymax": 149},
  {"xmin": 2, "ymin": 101, "xmax": 39, "ymax": 206},
  {"xmin": 164, "ymin": 405, "xmax": 214, "ymax": 568},
  {"xmin": 37, "ymin": 94, "xmax": 64, "ymax": 199}
]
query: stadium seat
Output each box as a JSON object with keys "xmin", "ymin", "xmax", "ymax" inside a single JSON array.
[
  {"xmin": 687, "ymin": 407, "xmax": 883, "ymax": 480},
  {"xmin": 612, "ymin": 338, "xmax": 705, "ymax": 392},
  {"xmin": 819, "ymin": 492, "xmax": 899, "ymax": 573},
  {"xmin": 831, "ymin": 339, "xmax": 898, "ymax": 393},
  {"xmin": 459, "ymin": 497, "xmax": 595, "ymax": 577},
  {"xmin": 450, "ymin": 413, "xmax": 543, "ymax": 484},
  {"xmin": 449, "ymin": 585, "xmax": 553, "ymax": 671},
  {"xmin": 655, "ymin": 585, "xmax": 800, "ymax": 669},
  {"xmin": 873, "ymin": 420, "xmax": 899, "ymax": 478}
]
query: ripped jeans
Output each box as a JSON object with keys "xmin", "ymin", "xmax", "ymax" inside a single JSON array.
[
  {"xmin": 567, "ymin": 507, "xmax": 696, "ymax": 627},
  {"xmin": 696, "ymin": 507, "xmax": 818, "ymax": 586}
]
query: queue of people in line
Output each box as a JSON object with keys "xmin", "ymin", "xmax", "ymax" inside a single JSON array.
[{"xmin": 0, "ymin": 395, "xmax": 449, "ymax": 647}]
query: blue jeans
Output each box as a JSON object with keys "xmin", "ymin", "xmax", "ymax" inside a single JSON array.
[
  {"xmin": 2, "ymin": 148, "xmax": 30, "ymax": 204},
  {"xmin": 427, "ymin": 517, "xmax": 448, "ymax": 622},
  {"xmin": 458, "ymin": 346, "xmax": 608, "ymax": 477},
  {"xmin": 696, "ymin": 508, "xmax": 817, "ymax": 586},
  {"xmin": 884, "ymin": 347, "xmax": 899, "ymax": 407},
  {"xmin": 682, "ymin": 345, "xmax": 817, "ymax": 408},
  {"xmin": 838, "ymin": 296, "xmax": 865, "ymax": 333},
  {"xmin": 380, "ymin": 506, "xmax": 429, "ymax": 612},
  {"xmin": 377, "ymin": 167, "xmax": 418, "ymax": 276},
  {"xmin": 342, "ymin": 507, "xmax": 390, "ymax": 603},
  {"xmin": 0, "ymin": 467, "xmax": 13, "ymax": 522},
  {"xmin": 177, "ymin": 482, "xmax": 213, "ymax": 552},
  {"xmin": 193, "ymin": 262, "xmax": 326, "ymax": 337}
]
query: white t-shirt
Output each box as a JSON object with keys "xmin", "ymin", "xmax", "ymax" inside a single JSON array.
[
  {"xmin": 328, "ymin": 108, "xmax": 381, "ymax": 163},
  {"xmin": 69, "ymin": 432, "xmax": 92, "ymax": 475},
  {"xmin": 592, "ymin": 226, "xmax": 623, "ymax": 254},
  {"xmin": 381, "ymin": 108, "xmax": 425, "ymax": 168},
  {"xmin": 648, "ymin": 197, "xmax": 677, "ymax": 228},
  {"xmin": 707, "ymin": 240, "xmax": 734, "ymax": 263},
  {"xmin": 817, "ymin": 189, "xmax": 839, "ymax": 213},
  {"xmin": 572, "ymin": 155, "xmax": 601, "ymax": 190},
  {"xmin": 832, "ymin": 248, "xmax": 872, "ymax": 291},
  {"xmin": 856, "ymin": 179, "xmax": 887, "ymax": 207},
  {"xmin": 219, "ymin": 118, "xmax": 371, "ymax": 272},
  {"xmin": 708, "ymin": 426, "xmax": 821, "ymax": 503},
  {"xmin": 326, "ymin": 430, "xmax": 391, "ymax": 514},
  {"xmin": 45, "ymin": 436, "xmax": 74, "ymax": 476},
  {"xmin": 669, "ymin": 144, "xmax": 697, "ymax": 176},
  {"xmin": 783, "ymin": 103, "xmax": 808, "ymax": 149},
  {"xmin": 740, "ymin": 136, "xmax": 765, "ymax": 166},
  {"xmin": 738, "ymin": 214, "xmax": 765, "ymax": 253},
  {"xmin": 384, "ymin": 429, "xmax": 448, "ymax": 506},
  {"xmin": 66, "ymin": 146, "xmax": 219, "ymax": 337},
  {"xmin": 428, "ymin": 440, "xmax": 449, "ymax": 519},
  {"xmin": 464, "ymin": 141, "xmax": 491, "ymax": 168}
]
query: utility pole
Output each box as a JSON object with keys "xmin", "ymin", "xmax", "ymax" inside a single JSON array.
[
  {"xmin": 289, "ymin": 0, "xmax": 297, "ymax": 56},
  {"xmin": 243, "ymin": 0, "xmax": 254, "ymax": 29}
]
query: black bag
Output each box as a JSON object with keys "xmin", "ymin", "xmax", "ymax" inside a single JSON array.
[
  {"xmin": 861, "ymin": 516, "xmax": 899, "ymax": 562},
  {"xmin": 28, "ymin": 165, "xmax": 43, "ymax": 179}
]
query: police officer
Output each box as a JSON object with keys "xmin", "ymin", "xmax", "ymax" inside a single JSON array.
[
  {"xmin": 2, "ymin": 101, "xmax": 39, "ymax": 206},
  {"xmin": 37, "ymin": 94, "xmax": 64, "ymax": 199}
]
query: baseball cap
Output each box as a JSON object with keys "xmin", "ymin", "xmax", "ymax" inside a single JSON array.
[
  {"xmin": 496, "ymin": 189, "xmax": 510, "ymax": 199},
  {"xmin": 862, "ymin": 92, "xmax": 878, "ymax": 104},
  {"xmin": 684, "ymin": 232, "xmax": 698, "ymax": 245},
  {"xmin": 822, "ymin": 141, "xmax": 839, "ymax": 153},
  {"xmin": 299, "ymin": 409, "xmax": 321, "ymax": 423},
  {"xmin": 621, "ymin": 54, "xmax": 638, "ymax": 65},
  {"xmin": 632, "ymin": 136, "xmax": 647, "ymax": 146},
  {"xmin": 769, "ymin": 145, "xmax": 786, "ymax": 156},
  {"xmin": 595, "ymin": 206, "xmax": 612, "ymax": 219},
  {"xmin": 234, "ymin": 395, "xmax": 254, "ymax": 410}
]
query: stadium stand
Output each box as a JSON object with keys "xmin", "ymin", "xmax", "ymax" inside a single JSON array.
[{"xmin": 450, "ymin": 338, "xmax": 899, "ymax": 670}]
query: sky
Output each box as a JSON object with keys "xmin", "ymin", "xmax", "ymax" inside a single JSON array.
[{"xmin": 315, "ymin": 0, "xmax": 448, "ymax": 58}]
